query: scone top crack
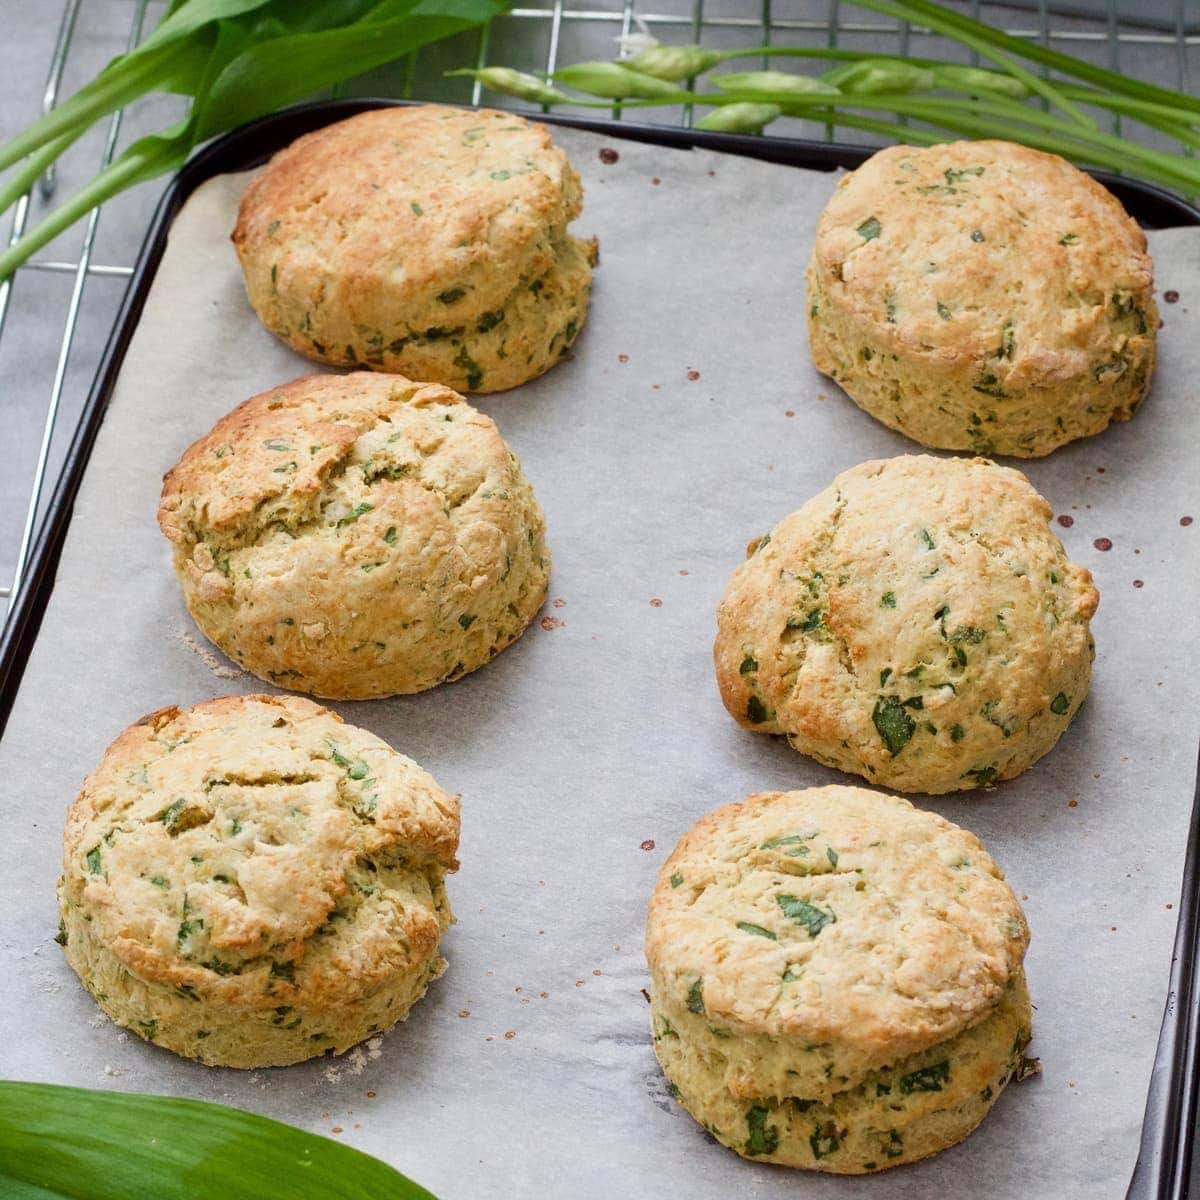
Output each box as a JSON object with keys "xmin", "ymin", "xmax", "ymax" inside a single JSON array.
[
  {"xmin": 58, "ymin": 695, "xmax": 460, "ymax": 1067},
  {"xmin": 714, "ymin": 454, "xmax": 1098, "ymax": 794},
  {"xmin": 807, "ymin": 140, "xmax": 1157, "ymax": 456},
  {"xmin": 646, "ymin": 786, "xmax": 1027, "ymax": 1102},
  {"xmin": 158, "ymin": 372, "xmax": 550, "ymax": 699},
  {"xmin": 233, "ymin": 105, "xmax": 596, "ymax": 392}
]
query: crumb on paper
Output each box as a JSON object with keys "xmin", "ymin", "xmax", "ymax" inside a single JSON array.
[{"xmin": 177, "ymin": 629, "xmax": 245, "ymax": 679}]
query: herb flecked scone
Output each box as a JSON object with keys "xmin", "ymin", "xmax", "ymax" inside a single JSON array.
[
  {"xmin": 158, "ymin": 372, "xmax": 549, "ymax": 699},
  {"xmin": 714, "ymin": 455, "xmax": 1098, "ymax": 794},
  {"xmin": 806, "ymin": 140, "xmax": 1157, "ymax": 457},
  {"xmin": 232, "ymin": 105, "xmax": 596, "ymax": 392},
  {"xmin": 58, "ymin": 694, "xmax": 460, "ymax": 1069},
  {"xmin": 645, "ymin": 786, "xmax": 1036, "ymax": 1174}
]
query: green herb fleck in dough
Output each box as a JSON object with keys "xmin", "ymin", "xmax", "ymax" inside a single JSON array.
[
  {"xmin": 745, "ymin": 1105, "xmax": 779, "ymax": 1156},
  {"xmin": 54, "ymin": 921, "xmax": 68, "ymax": 946},
  {"xmin": 970, "ymin": 229, "xmax": 985, "ymax": 243},
  {"xmin": 739, "ymin": 654, "xmax": 758, "ymax": 675},
  {"xmin": 872, "ymin": 695, "xmax": 915, "ymax": 756},
  {"xmin": 856, "ymin": 216, "xmax": 882, "ymax": 242},
  {"xmin": 810, "ymin": 1121, "xmax": 841, "ymax": 1159},
  {"xmin": 950, "ymin": 724, "xmax": 966, "ymax": 742},
  {"xmin": 963, "ymin": 765, "xmax": 998, "ymax": 787},
  {"xmin": 761, "ymin": 833, "xmax": 813, "ymax": 853},
  {"xmin": 919, "ymin": 528, "xmax": 936, "ymax": 550},
  {"xmin": 410, "ymin": 202, "xmax": 423, "ymax": 216},
  {"xmin": 263, "ymin": 438, "xmax": 290, "ymax": 452},
  {"xmin": 1050, "ymin": 692, "xmax": 1070, "ymax": 714},
  {"xmin": 746, "ymin": 696, "xmax": 769, "ymax": 724},
  {"xmin": 937, "ymin": 302, "xmax": 952, "ymax": 320},
  {"xmin": 458, "ymin": 613, "xmax": 477, "ymax": 630},
  {"xmin": 383, "ymin": 526, "xmax": 397, "ymax": 545},
  {"xmin": 777, "ymin": 894, "xmax": 836, "ymax": 938},
  {"xmin": 687, "ymin": 978, "xmax": 704, "ymax": 1014},
  {"xmin": 899, "ymin": 1060, "xmax": 950, "ymax": 1093},
  {"xmin": 670, "ymin": 873, "xmax": 684, "ymax": 888},
  {"xmin": 881, "ymin": 591, "xmax": 896, "ymax": 608},
  {"xmin": 336, "ymin": 502, "xmax": 373, "ymax": 529},
  {"xmin": 453, "ymin": 344, "xmax": 484, "ymax": 390},
  {"xmin": 1059, "ymin": 232, "xmax": 1079, "ymax": 245},
  {"xmin": 880, "ymin": 667, "xmax": 892, "ymax": 686},
  {"xmin": 826, "ymin": 846, "xmax": 839, "ymax": 867},
  {"xmin": 438, "ymin": 287, "xmax": 465, "ymax": 304},
  {"xmin": 736, "ymin": 921, "xmax": 778, "ymax": 940},
  {"xmin": 85, "ymin": 846, "xmax": 102, "ymax": 875},
  {"xmin": 269, "ymin": 960, "xmax": 296, "ymax": 982}
]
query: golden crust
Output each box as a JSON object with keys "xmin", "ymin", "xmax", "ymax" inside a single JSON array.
[
  {"xmin": 158, "ymin": 372, "xmax": 550, "ymax": 699},
  {"xmin": 232, "ymin": 105, "xmax": 594, "ymax": 392},
  {"xmin": 652, "ymin": 973, "xmax": 1032, "ymax": 1173},
  {"xmin": 645, "ymin": 786, "xmax": 1028, "ymax": 1097},
  {"xmin": 806, "ymin": 140, "xmax": 1157, "ymax": 456},
  {"xmin": 58, "ymin": 694, "xmax": 460, "ymax": 1068},
  {"xmin": 714, "ymin": 454, "xmax": 1097, "ymax": 794}
]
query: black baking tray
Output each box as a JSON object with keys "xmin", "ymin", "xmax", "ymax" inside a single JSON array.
[{"xmin": 0, "ymin": 97, "xmax": 1197, "ymax": 1198}]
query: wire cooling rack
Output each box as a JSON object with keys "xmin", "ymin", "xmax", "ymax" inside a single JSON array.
[{"xmin": 0, "ymin": 0, "xmax": 1196, "ymax": 631}]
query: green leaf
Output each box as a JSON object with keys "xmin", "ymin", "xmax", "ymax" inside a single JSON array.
[
  {"xmin": 0, "ymin": 1081, "xmax": 436, "ymax": 1199},
  {"xmin": 856, "ymin": 216, "xmax": 882, "ymax": 241},
  {"xmin": 193, "ymin": 4, "xmax": 506, "ymax": 141},
  {"xmin": 744, "ymin": 1104, "xmax": 779, "ymax": 1156},
  {"xmin": 872, "ymin": 694, "xmax": 915, "ymax": 756},
  {"xmin": 735, "ymin": 921, "xmax": 777, "ymax": 940},
  {"xmin": 776, "ymin": 893, "xmax": 835, "ymax": 937},
  {"xmin": 686, "ymin": 978, "xmax": 704, "ymax": 1014},
  {"xmin": 898, "ymin": 1060, "xmax": 950, "ymax": 1093}
]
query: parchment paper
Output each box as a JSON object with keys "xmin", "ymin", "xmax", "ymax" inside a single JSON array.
[{"xmin": 1, "ymin": 126, "xmax": 1198, "ymax": 1199}]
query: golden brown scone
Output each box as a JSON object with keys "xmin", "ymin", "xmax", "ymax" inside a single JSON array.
[
  {"xmin": 714, "ymin": 455, "xmax": 1097, "ymax": 794},
  {"xmin": 645, "ymin": 786, "xmax": 1035, "ymax": 1173},
  {"xmin": 807, "ymin": 140, "xmax": 1157, "ymax": 456},
  {"xmin": 158, "ymin": 372, "xmax": 550, "ymax": 699},
  {"xmin": 58, "ymin": 695, "xmax": 460, "ymax": 1068},
  {"xmin": 232, "ymin": 105, "xmax": 596, "ymax": 392}
]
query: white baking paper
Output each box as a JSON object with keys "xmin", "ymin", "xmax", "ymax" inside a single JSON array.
[{"xmin": 1, "ymin": 125, "xmax": 1198, "ymax": 1199}]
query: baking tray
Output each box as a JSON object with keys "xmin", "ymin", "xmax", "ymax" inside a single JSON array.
[{"xmin": 1, "ymin": 99, "xmax": 1198, "ymax": 1199}]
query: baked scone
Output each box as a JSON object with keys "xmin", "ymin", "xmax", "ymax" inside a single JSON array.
[
  {"xmin": 158, "ymin": 372, "xmax": 550, "ymax": 699},
  {"xmin": 646, "ymin": 786, "xmax": 1035, "ymax": 1173},
  {"xmin": 714, "ymin": 455, "xmax": 1098, "ymax": 794},
  {"xmin": 58, "ymin": 694, "xmax": 460, "ymax": 1069},
  {"xmin": 807, "ymin": 140, "xmax": 1157, "ymax": 457},
  {"xmin": 232, "ymin": 105, "xmax": 596, "ymax": 392}
]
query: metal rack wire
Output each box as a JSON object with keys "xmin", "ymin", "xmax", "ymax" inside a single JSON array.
[{"xmin": 1, "ymin": 0, "xmax": 1196, "ymax": 631}]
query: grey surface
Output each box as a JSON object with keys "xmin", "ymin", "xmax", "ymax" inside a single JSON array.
[{"xmin": 0, "ymin": 127, "xmax": 1198, "ymax": 1198}]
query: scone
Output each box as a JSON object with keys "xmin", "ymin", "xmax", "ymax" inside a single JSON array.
[
  {"xmin": 807, "ymin": 140, "xmax": 1157, "ymax": 456},
  {"xmin": 158, "ymin": 372, "xmax": 550, "ymax": 699},
  {"xmin": 58, "ymin": 694, "xmax": 460, "ymax": 1068},
  {"xmin": 646, "ymin": 786, "xmax": 1035, "ymax": 1173},
  {"xmin": 714, "ymin": 455, "xmax": 1097, "ymax": 794},
  {"xmin": 232, "ymin": 105, "xmax": 596, "ymax": 392}
]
